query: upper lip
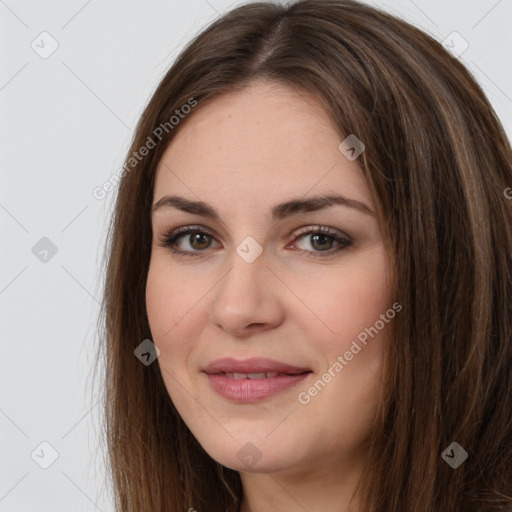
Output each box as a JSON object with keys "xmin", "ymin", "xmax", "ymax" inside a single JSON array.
[{"xmin": 203, "ymin": 357, "xmax": 311, "ymax": 375}]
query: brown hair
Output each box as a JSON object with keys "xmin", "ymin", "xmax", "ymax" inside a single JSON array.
[{"xmin": 95, "ymin": 0, "xmax": 512, "ymax": 510}]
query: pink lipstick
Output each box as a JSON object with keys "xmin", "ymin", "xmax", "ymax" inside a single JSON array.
[{"xmin": 202, "ymin": 357, "xmax": 312, "ymax": 402}]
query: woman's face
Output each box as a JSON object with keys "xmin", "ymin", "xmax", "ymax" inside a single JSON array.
[{"xmin": 146, "ymin": 81, "xmax": 394, "ymax": 476}]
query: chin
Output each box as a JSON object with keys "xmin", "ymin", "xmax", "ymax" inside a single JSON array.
[{"xmin": 195, "ymin": 432, "xmax": 300, "ymax": 473}]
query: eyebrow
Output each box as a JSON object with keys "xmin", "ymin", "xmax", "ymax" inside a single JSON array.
[{"xmin": 152, "ymin": 193, "xmax": 375, "ymax": 220}]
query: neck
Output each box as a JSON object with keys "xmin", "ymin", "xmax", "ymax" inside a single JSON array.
[{"xmin": 237, "ymin": 453, "xmax": 364, "ymax": 512}]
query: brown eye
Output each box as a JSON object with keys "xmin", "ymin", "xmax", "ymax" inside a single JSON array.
[
  {"xmin": 307, "ymin": 233, "xmax": 336, "ymax": 251},
  {"xmin": 157, "ymin": 226, "xmax": 220, "ymax": 257},
  {"xmin": 186, "ymin": 232, "xmax": 212, "ymax": 250},
  {"xmin": 158, "ymin": 225, "xmax": 352, "ymax": 258},
  {"xmin": 292, "ymin": 226, "xmax": 352, "ymax": 257}
]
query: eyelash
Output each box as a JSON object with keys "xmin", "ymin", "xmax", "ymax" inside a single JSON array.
[{"xmin": 156, "ymin": 224, "xmax": 353, "ymax": 259}]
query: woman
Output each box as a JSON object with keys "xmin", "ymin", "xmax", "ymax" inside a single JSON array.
[{"xmin": 96, "ymin": 0, "xmax": 512, "ymax": 510}]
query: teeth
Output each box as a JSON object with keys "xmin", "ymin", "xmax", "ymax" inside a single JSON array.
[{"xmin": 223, "ymin": 371, "xmax": 284, "ymax": 379}]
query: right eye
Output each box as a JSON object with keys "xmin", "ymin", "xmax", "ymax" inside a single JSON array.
[{"xmin": 157, "ymin": 225, "xmax": 220, "ymax": 257}]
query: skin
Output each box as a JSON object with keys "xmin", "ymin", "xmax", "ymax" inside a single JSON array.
[{"xmin": 146, "ymin": 80, "xmax": 394, "ymax": 512}]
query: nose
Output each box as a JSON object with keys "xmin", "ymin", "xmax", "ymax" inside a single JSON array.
[{"xmin": 209, "ymin": 249, "xmax": 284, "ymax": 337}]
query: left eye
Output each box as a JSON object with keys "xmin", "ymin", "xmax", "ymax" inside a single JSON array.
[{"xmin": 157, "ymin": 225, "xmax": 352, "ymax": 258}]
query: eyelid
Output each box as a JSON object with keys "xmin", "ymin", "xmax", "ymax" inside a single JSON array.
[
  {"xmin": 157, "ymin": 223, "xmax": 353, "ymax": 258},
  {"xmin": 158, "ymin": 223, "xmax": 350, "ymax": 242},
  {"xmin": 293, "ymin": 224, "xmax": 351, "ymax": 241}
]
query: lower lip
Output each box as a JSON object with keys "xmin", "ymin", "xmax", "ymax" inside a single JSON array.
[{"xmin": 204, "ymin": 372, "xmax": 311, "ymax": 402}]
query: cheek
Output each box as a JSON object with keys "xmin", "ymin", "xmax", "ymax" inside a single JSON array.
[
  {"xmin": 145, "ymin": 263, "xmax": 206, "ymax": 419},
  {"xmin": 145, "ymin": 261, "xmax": 204, "ymax": 389},
  {"xmin": 294, "ymin": 250, "xmax": 393, "ymax": 343},
  {"xmin": 293, "ymin": 257, "xmax": 391, "ymax": 443},
  {"xmin": 145, "ymin": 259, "xmax": 204, "ymax": 344}
]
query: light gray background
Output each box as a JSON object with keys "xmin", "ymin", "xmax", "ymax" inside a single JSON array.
[{"xmin": 1, "ymin": 0, "xmax": 511, "ymax": 510}]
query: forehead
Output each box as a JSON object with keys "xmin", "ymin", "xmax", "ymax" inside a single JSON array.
[{"xmin": 153, "ymin": 81, "xmax": 372, "ymax": 212}]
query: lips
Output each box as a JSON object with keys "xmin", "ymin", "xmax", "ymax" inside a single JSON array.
[
  {"xmin": 202, "ymin": 357, "xmax": 311, "ymax": 376},
  {"xmin": 202, "ymin": 357, "xmax": 312, "ymax": 402}
]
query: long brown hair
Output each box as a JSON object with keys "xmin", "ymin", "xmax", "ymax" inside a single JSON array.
[{"xmin": 95, "ymin": 0, "xmax": 512, "ymax": 510}]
